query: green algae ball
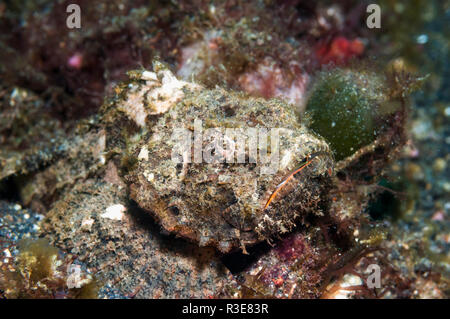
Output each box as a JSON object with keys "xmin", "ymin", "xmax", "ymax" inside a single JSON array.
[{"xmin": 306, "ymin": 69, "xmax": 388, "ymax": 161}]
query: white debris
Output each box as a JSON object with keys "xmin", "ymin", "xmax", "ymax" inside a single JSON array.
[
  {"xmin": 81, "ymin": 217, "xmax": 95, "ymax": 231},
  {"xmin": 101, "ymin": 204, "xmax": 126, "ymax": 221},
  {"xmin": 341, "ymin": 274, "xmax": 363, "ymax": 287},
  {"xmin": 143, "ymin": 171, "xmax": 155, "ymax": 182},
  {"xmin": 120, "ymin": 84, "xmax": 149, "ymax": 127},
  {"xmin": 327, "ymin": 274, "xmax": 364, "ymax": 299},
  {"xmin": 3, "ymin": 249, "xmax": 11, "ymax": 258},
  {"xmin": 141, "ymin": 70, "xmax": 158, "ymax": 81},
  {"xmin": 97, "ymin": 133, "xmax": 106, "ymax": 165},
  {"xmin": 120, "ymin": 68, "xmax": 201, "ymax": 127},
  {"xmin": 279, "ymin": 150, "xmax": 292, "ymax": 170},
  {"xmin": 146, "ymin": 69, "xmax": 200, "ymax": 115},
  {"xmin": 218, "ymin": 174, "xmax": 231, "ymax": 184},
  {"xmin": 138, "ymin": 146, "xmax": 149, "ymax": 161}
]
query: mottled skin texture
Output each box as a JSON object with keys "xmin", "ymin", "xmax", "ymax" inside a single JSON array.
[{"xmin": 105, "ymin": 68, "xmax": 335, "ymax": 253}]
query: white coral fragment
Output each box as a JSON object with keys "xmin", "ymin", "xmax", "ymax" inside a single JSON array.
[
  {"xmin": 119, "ymin": 68, "xmax": 201, "ymax": 127},
  {"xmin": 101, "ymin": 204, "xmax": 126, "ymax": 221}
]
